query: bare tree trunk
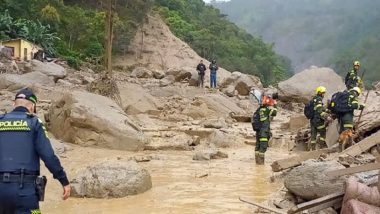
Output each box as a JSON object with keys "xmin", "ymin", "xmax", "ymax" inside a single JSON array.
[
  {"xmin": 105, "ymin": 0, "xmax": 113, "ymax": 75},
  {"xmin": 88, "ymin": 0, "xmax": 121, "ymax": 106}
]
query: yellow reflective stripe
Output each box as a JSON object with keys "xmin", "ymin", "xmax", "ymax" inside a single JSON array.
[
  {"xmin": 38, "ymin": 118, "xmax": 48, "ymax": 137},
  {"xmin": 351, "ymin": 101, "xmax": 358, "ymax": 104},
  {"xmin": 317, "ymin": 125, "xmax": 326, "ymax": 129},
  {"xmin": 260, "ymin": 117, "xmax": 268, "ymax": 122},
  {"xmin": 314, "ymin": 104, "xmax": 322, "ymax": 110},
  {"xmin": 310, "ymin": 141, "xmax": 316, "ymax": 144},
  {"xmin": 258, "ymin": 152, "xmax": 265, "ymax": 157},
  {"xmin": 344, "ymin": 124, "xmax": 354, "ymax": 128},
  {"xmin": 0, "ymin": 127, "xmax": 31, "ymax": 131},
  {"xmin": 319, "ymin": 137, "xmax": 325, "ymax": 141},
  {"xmin": 31, "ymin": 209, "xmax": 41, "ymax": 214},
  {"xmin": 259, "ymin": 138, "xmax": 268, "ymax": 142},
  {"xmin": 320, "ymin": 112, "xmax": 326, "ymax": 116}
]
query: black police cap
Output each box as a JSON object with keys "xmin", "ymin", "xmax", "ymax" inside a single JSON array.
[{"xmin": 15, "ymin": 88, "xmax": 38, "ymax": 104}]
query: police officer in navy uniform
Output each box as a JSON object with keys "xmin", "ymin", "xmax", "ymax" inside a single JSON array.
[{"xmin": 0, "ymin": 88, "xmax": 71, "ymax": 214}]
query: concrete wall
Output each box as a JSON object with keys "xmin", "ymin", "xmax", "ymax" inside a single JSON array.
[{"xmin": 1, "ymin": 39, "xmax": 41, "ymax": 61}]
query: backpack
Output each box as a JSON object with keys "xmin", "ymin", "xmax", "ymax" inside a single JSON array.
[
  {"xmin": 304, "ymin": 99, "xmax": 314, "ymax": 119},
  {"xmin": 328, "ymin": 91, "xmax": 350, "ymax": 114},
  {"xmin": 251, "ymin": 108, "xmax": 261, "ymax": 131}
]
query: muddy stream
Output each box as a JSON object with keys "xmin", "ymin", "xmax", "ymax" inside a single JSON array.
[{"xmin": 40, "ymin": 145, "xmax": 290, "ymax": 213}]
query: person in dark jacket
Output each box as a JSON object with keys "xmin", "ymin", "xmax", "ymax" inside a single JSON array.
[
  {"xmin": 308, "ymin": 86, "xmax": 330, "ymax": 151},
  {"xmin": 209, "ymin": 60, "xmax": 218, "ymax": 88},
  {"xmin": 0, "ymin": 88, "xmax": 71, "ymax": 214},
  {"xmin": 345, "ymin": 60, "xmax": 363, "ymax": 90},
  {"xmin": 196, "ymin": 60, "xmax": 207, "ymax": 88},
  {"xmin": 254, "ymin": 96, "xmax": 277, "ymax": 165}
]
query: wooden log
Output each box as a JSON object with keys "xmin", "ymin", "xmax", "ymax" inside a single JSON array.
[
  {"xmin": 326, "ymin": 162, "xmax": 380, "ymax": 177},
  {"xmin": 271, "ymin": 148, "xmax": 333, "ymax": 172},
  {"xmin": 239, "ymin": 197, "xmax": 287, "ymax": 214},
  {"xmin": 287, "ymin": 191, "xmax": 344, "ymax": 214}
]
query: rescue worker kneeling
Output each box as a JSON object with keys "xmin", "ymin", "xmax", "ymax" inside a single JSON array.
[
  {"xmin": 254, "ymin": 96, "xmax": 277, "ymax": 165},
  {"xmin": 309, "ymin": 86, "xmax": 331, "ymax": 151},
  {"xmin": 0, "ymin": 88, "xmax": 71, "ymax": 214}
]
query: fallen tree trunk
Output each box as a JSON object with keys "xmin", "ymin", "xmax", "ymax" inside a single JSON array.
[
  {"xmin": 326, "ymin": 162, "xmax": 380, "ymax": 177},
  {"xmin": 271, "ymin": 148, "xmax": 333, "ymax": 172},
  {"xmin": 287, "ymin": 191, "xmax": 344, "ymax": 214}
]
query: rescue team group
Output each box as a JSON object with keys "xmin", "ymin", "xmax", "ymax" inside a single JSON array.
[
  {"xmin": 0, "ymin": 61, "xmax": 365, "ymax": 213},
  {"xmin": 252, "ymin": 61, "xmax": 364, "ymax": 164}
]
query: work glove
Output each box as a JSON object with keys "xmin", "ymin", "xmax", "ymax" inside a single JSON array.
[{"xmin": 359, "ymin": 104, "xmax": 365, "ymax": 110}]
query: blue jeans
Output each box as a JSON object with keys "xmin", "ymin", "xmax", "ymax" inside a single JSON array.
[
  {"xmin": 0, "ymin": 182, "xmax": 40, "ymax": 214},
  {"xmin": 210, "ymin": 71, "xmax": 217, "ymax": 88}
]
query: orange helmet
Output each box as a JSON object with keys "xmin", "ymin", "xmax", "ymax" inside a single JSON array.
[{"xmin": 262, "ymin": 96, "xmax": 274, "ymax": 106}]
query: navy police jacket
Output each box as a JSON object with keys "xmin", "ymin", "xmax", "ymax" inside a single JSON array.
[{"xmin": 0, "ymin": 106, "xmax": 69, "ymax": 186}]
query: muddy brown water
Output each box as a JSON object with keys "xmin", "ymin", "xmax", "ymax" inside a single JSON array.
[{"xmin": 40, "ymin": 146, "xmax": 290, "ymax": 213}]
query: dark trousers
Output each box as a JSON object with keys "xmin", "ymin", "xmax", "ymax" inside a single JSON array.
[
  {"xmin": 0, "ymin": 182, "xmax": 40, "ymax": 214},
  {"xmin": 210, "ymin": 72, "xmax": 217, "ymax": 88},
  {"xmin": 255, "ymin": 124, "xmax": 270, "ymax": 156},
  {"xmin": 310, "ymin": 121, "xmax": 327, "ymax": 149},
  {"xmin": 198, "ymin": 74, "xmax": 204, "ymax": 87},
  {"xmin": 338, "ymin": 112, "xmax": 354, "ymax": 133}
]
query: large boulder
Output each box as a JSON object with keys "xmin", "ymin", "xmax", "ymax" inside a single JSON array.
[
  {"xmin": 118, "ymin": 83, "xmax": 162, "ymax": 115},
  {"xmin": 284, "ymin": 160, "xmax": 347, "ymax": 200},
  {"xmin": 166, "ymin": 67, "xmax": 192, "ymax": 82},
  {"xmin": 71, "ymin": 160, "xmax": 152, "ymax": 198},
  {"xmin": 47, "ymin": 90, "xmax": 147, "ymax": 151},
  {"xmin": 357, "ymin": 90, "xmax": 380, "ymax": 135},
  {"xmin": 278, "ymin": 66, "xmax": 345, "ymax": 103},
  {"xmin": 131, "ymin": 67, "xmax": 153, "ymax": 78},
  {"xmin": 31, "ymin": 60, "xmax": 67, "ymax": 81},
  {"xmin": 220, "ymin": 71, "xmax": 262, "ymax": 96},
  {"xmin": 182, "ymin": 93, "xmax": 247, "ymax": 120},
  {"xmin": 0, "ymin": 72, "xmax": 54, "ymax": 90}
]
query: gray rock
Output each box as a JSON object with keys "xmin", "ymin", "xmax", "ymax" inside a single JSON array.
[
  {"xmin": 0, "ymin": 72, "xmax": 54, "ymax": 90},
  {"xmin": 71, "ymin": 160, "xmax": 152, "ymax": 198},
  {"xmin": 220, "ymin": 71, "xmax": 262, "ymax": 96},
  {"xmin": 47, "ymin": 90, "xmax": 147, "ymax": 151},
  {"xmin": 278, "ymin": 66, "xmax": 345, "ymax": 103},
  {"xmin": 131, "ymin": 67, "xmax": 153, "ymax": 78},
  {"xmin": 152, "ymin": 69, "xmax": 165, "ymax": 79},
  {"xmin": 32, "ymin": 60, "xmax": 67, "ymax": 81},
  {"xmin": 203, "ymin": 118, "xmax": 227, "ymax": 129},
  {"xmin": 207, "ymin": 129, "xmax": 233, "ymax": 148},
  {"xmin": 284, "ymin": 160, "xmax": 347, "ymax": 200},
  {"xmin": 193, "ymin": 149, "xmax": 228, "ymax": 161}
]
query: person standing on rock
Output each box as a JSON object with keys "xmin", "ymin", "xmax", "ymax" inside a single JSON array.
[
  {"xmin": 254, "ymin": 96, "xmax": 277, "ymax": 165},
  {"xmin": 196, "ymin": 59, "xmax": 207, "ymax": 88},
  {"xmin": 307, "ymin": 86, "xmax": 330, "ymax": 151},
  {"xmin": 209, "ymin": 59, "xmax": 218, "ymax": 88},
  {"xmin": 345, "ymin": 60, "xmax": 363, "ymax": 90},
  {"xmin": 0, "ymin": 88, "xmax": 71, "ymax": 214}
]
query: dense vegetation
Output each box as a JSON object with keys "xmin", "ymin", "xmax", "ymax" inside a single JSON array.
[
  {"xmin": 0, "ymin": 0, "xmax": 292, "ymax": 85},
  {"xmin": 213, "ymin": 0, "xmax": 380, "ymax": 85},
  {"xmin": 0, "ymin": 0, "xmax": 152, "ymax": 69},
  {"xmin": 155, "ymin": 0, "xmax": 292, "ymax": 85}
]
